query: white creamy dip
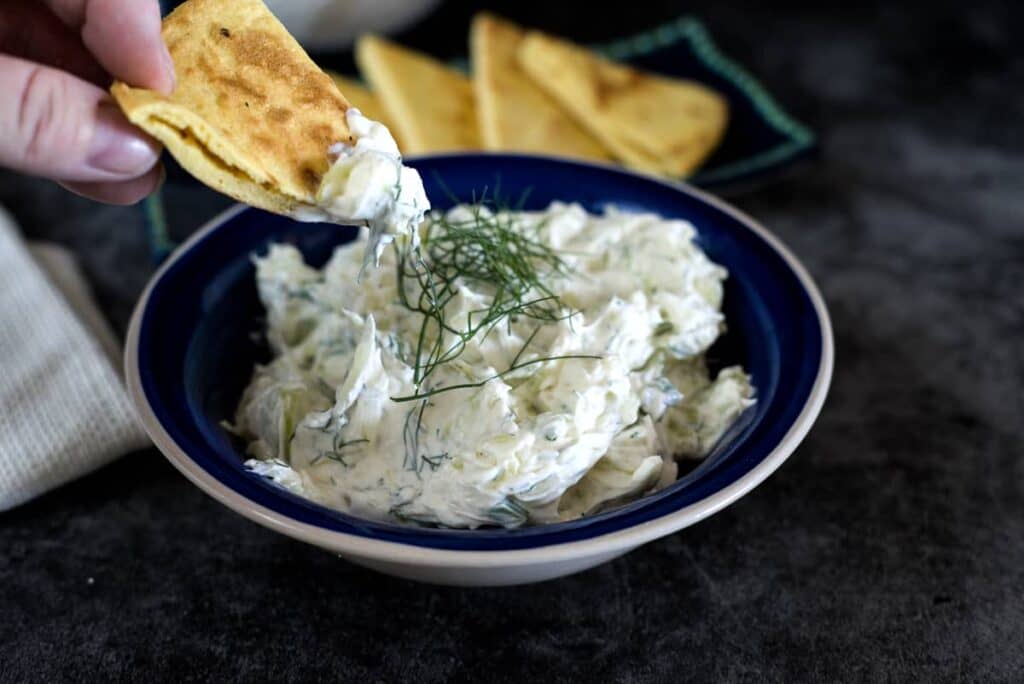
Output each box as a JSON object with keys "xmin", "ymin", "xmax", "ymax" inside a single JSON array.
[
  {"xmin": 292, "ymin": 108, "xmax": 429, "ymax": 268},
  {"xmin": 234, "ymin": 202, "xmax": 754, "ymax": 528}
]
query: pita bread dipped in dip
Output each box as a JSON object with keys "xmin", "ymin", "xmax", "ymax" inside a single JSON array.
[{"xmin": 110, "ymin": 0, "xmax": 428, "ymax": 266}]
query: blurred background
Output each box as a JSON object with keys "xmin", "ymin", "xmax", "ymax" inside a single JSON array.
[
  {"xmin": 3, "ymin": 0, "xmax": 1015, "ymax": 334},
  {"xmin": 1, "ymin": 1, "xmax": 1022, "ymax": 681}
]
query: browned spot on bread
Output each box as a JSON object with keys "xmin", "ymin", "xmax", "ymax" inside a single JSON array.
[
  {"xmin": 252, "ymin": 134, "xmax": 275, "ymax": 151},
  {"xmin": 308, "ymin": 124, "xmax": 335, "ymax": 148},
  {"xmin": 592, "ymin": 66, "xmax": 644, "ymax": 108},
  {"xmin": 213, "ymin": 76, "xmax": 266, "ymax": 103},
  {"xmin": 267, "ymin": 107, "xmax": 292, "ymax": 123},
  {"xmin": 228, "ymin": 29, "xmax": 307, "ymax": 82},
  {"xmin": 299, "ymin": 165, "xmax": 321, "ymax": 193},
  {"xmin": 293, "ymin": 76, "xmax": 345, "ymax": 108}
]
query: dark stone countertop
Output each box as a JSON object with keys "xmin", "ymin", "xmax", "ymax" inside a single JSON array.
[{"xmin": 1, "ymin": 1, "xmax": 1022, "ymax": 681}]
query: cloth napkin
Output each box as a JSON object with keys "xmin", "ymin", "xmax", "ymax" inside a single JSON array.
[{"xmin": 0, "ymin": 206, "xmax": 148, "ymax": 512}]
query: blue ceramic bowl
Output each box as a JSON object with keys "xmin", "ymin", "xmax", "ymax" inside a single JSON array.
[{"xmin": 126, "ymin": 154, "xmax": 832, "ymax": 585}]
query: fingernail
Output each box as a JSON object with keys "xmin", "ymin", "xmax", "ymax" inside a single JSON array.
[
  {"xmin": 87, "ymin": 102, "xmax": 161, "ymax": 176},
  {"xmin": 160, "ymin": 43, "xmax": 177, "ymax": 93}
]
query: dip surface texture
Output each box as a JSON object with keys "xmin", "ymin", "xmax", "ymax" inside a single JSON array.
[
  {"xmin": 311, "ymin": 108, "xmax": 430, "ymax": 267},
  {"xmin": 235, "ymin": 202, "xmax": 753, "ymax": 527}
]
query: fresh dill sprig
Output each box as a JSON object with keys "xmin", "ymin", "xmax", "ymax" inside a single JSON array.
[
  {"xmin": 401, "ymin": 400, "xmax": 428, "ymax": 471},
  {"xmin": 391, "ymin": 352, "xmax": 601, "ymax": 403},
  {"xmin": 308, "ymin": 437, "xmax": 369, "ymax": 466},
  {"xmin": 389, "ymin": 194, "xmax": 599, "ymax": 403},
  {"xmin": 420, "ymin": 452, "xmax": 451, "ymax": 472}
]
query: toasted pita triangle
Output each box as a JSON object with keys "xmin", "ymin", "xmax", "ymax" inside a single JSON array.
[
  {"xmin": 471, "ymin": 13, "xmax": 610, "ymax": 161},
  {"xmin": 356, "ymin": 35, "xmax": 479, "ymax": 155},
  {"xmin": 111, "ymin": 0, "xmax": 353, "ymax": 215},
  {"xmin": 517, "ymin": 31, "xmax": 728, "ymax": 177}
]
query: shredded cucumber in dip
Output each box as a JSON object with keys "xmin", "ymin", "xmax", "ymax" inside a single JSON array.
[{"xmin": 234, "ymin": 201, "xmax": 754, "ymax": 528}]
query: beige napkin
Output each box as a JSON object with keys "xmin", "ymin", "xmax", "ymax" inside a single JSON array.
[{"xmin": 0, "ymin": 206, "xmax": 148, "ymax": 511}]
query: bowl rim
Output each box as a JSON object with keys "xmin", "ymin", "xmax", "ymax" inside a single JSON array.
[{"xmin": 125, "ymin": 152, "xmax": 833, "ymax": 567}]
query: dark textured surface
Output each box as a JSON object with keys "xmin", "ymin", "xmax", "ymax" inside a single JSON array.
[{"xmin": 2, "ymin": 1, "xmax": 1023, "ymax": 682}]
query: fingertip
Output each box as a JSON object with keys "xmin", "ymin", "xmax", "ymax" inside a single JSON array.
[
  {"xmin": 139, "ymin": 0, "xmax": 175, "ymax": 95},
  {"xmin": 146, "ymin": 0, "xmax": 176, "ymax": 94},
  {"xmin": 59, "ymin": 162, "xmax": 165, "ymax": 205},
  {"xmin": 158, "ymin": 42, "xmax": 177, "ymax": 95},
  {"xmin": 82, "ymin": 0, "xmax": 174, "ymax": 94},
  {"xmin": 86, "ymin": 100, "xmax": 163, "ymax": 177}
]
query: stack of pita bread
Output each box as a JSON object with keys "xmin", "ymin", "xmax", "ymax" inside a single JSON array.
[{"xmin": 348, "ymin": 13, "xmax": 729, "ymax": 177}]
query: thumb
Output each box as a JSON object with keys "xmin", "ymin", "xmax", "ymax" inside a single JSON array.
[{"xmin": 0, "ymin": 54, "xmax": 160, "ymax": 182}]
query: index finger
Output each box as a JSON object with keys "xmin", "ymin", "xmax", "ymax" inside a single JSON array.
[{"xmin": 44, "ymin": 0, "xmax": 174, "ymax": 94}]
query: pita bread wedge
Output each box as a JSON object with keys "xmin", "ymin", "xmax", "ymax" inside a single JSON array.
[
  {"xmin": 327, "ymin": 72, "xmax": 395, "ymax": 135},
  {"xmin": 517, "ymin": 31, "xmax": 728, "ymax": 177},
  {"xmin": 111, "ymin": 0, "xmax": 354, "ymax": 215},
  {"xmin": 356, "ymin": 35, "xmax": 479, "ymax": 154},
  {"xmin": 471, "ymin": 14, "xmax": 610, "ymax": 161}
]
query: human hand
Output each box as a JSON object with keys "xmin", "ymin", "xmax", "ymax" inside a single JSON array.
[{"xmin": 0, "ymin": 0, "xmax": 174, "ymax": 204}]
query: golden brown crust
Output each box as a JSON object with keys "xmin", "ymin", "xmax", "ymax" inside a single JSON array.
[
  {"xmin": 517, "ymin": 30, "xmax": 728, "ymax": 177},
  {"xmin": 470, "ymin": 13, "xmax": 611, "ymax": 160},
  {"xmin": 111, "ymin": 0, "xmax": 353, "ymax": 212},
  {"xmin": 356, "ymin": 34, "xmax": 479, "ymax": 155}
]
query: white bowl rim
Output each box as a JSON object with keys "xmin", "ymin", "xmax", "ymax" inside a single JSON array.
[{"xmin": 125, "ymin": 152, "xmax": 834, "ymax": 568}]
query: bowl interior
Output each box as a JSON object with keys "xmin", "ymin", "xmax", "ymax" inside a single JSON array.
[{"xmin": 138, "ymin": 154, "xmax": 823, "ymax": 550}]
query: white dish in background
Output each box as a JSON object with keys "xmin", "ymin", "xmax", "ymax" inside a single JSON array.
[{"xmin": 265, "ymin": 0, "xmax": 441, "ymax": 51}]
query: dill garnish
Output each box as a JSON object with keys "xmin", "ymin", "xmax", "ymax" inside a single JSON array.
[
  {"xmin": 390, "ymin": 197, "xmax": 600, "ymax": 402},
  {"xmin": 308, "ymin": 437, "xmax": 369, "ymax": 467},
  {"xmin": 401, "ymin": 400, "xmax": 428, "ymax": 471},
  {"xmin": 420, "ymin": 452, "xmax": 451, "ymax": 472},
  {"xmin": 652, "ymin": 321, "xmax": 678, "ymax": 341}
]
